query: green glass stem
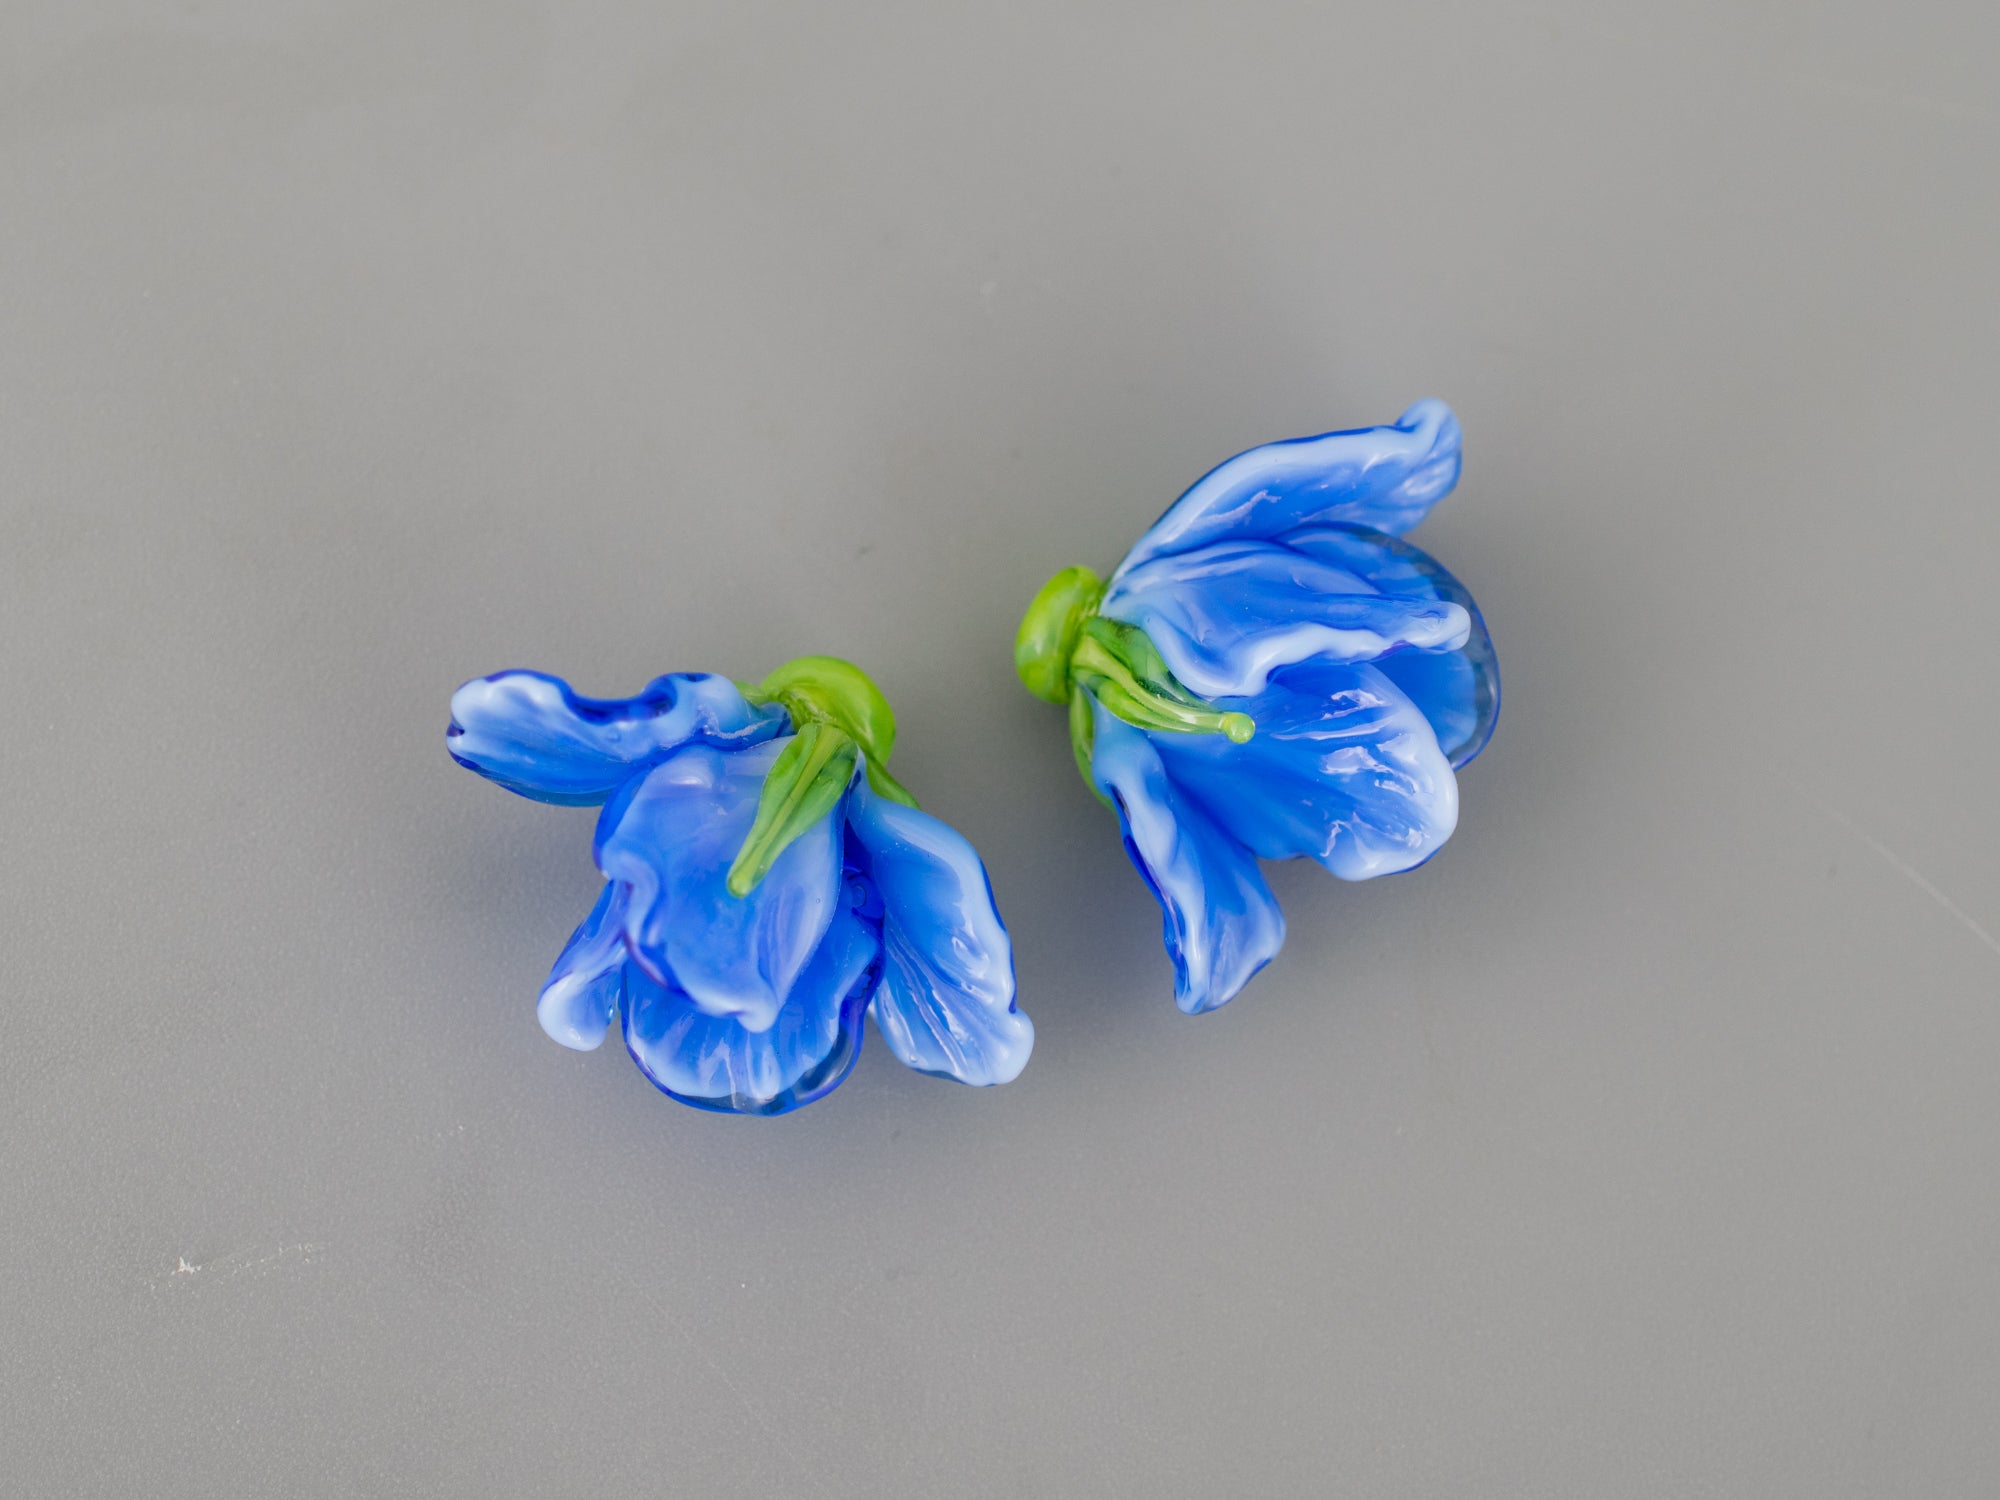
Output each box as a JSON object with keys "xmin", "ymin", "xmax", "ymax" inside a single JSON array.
[
  {"xmin": 725, "ymin": 655, "xmax": 919, "ymax": 898},
  {"xmin": 1015, "ymin": 567, "xmax": 1256, "ymax": 796}
]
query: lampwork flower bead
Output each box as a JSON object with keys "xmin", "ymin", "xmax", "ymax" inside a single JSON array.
[
  {"xmin": 449, "ymin": 656, "xmax": 1031, "ymax": 1115},
  {"xmin": 1016, "ymin": 400, "xmax": 1498, "ymax": 1015}
]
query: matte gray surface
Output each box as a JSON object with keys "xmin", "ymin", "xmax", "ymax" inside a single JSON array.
[{"xmin": 5, "ymin": 3, "xmax": 1998, "ymax": 1495}]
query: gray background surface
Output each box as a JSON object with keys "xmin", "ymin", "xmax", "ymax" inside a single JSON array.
[{"xmin": 4, "ymin": 3, "xmax": 1998, "ymax": 1495}]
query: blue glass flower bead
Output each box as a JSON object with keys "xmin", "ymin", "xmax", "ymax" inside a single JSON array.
[
  {"xmin": 1016, "ymin": 399, "xmax": 1498, "ymax": 1014},
  {"xmin": 448, "ymin": 656, "xmax": 1032, "ymax": 1115}
]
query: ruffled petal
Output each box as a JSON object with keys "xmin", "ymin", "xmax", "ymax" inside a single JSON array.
[
  {"xmin": 1089, "ymin": 698, "xmax": 1285, "ymax": 1013},
  {"xmin": 621, "ymin": 899, "xmax": 880, "ymax": 1115},
  {"xmin": 843, "ymin": 774, "xmax": 1031, "ymax": 1086},
  {"xmin": 1282, "ymin": 524, "xmax": 1499, "ymax": 767},
  {"xmin": 535, "ymin": 882, "xmax": 626, "ymax": 1050},
  {"xmin": 1115, "ymin": 400, "xmax": 1461, "ymax": 573},
  {"xmin": 1145, "ymin": 662, "xmax": 1458, "ymax": 881},
  {"xmin": 593, "ymin": 739, "xmax": 842, "ymax": 1029},
  {"xmin": 1102, "ymin": 538, "xmax": 1470, "ymax": 699},
  {"xmin": 447, "ymin": 670, "xmax": 785, "ymax": 806}
]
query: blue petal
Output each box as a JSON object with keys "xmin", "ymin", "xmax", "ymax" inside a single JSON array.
[
  {"xmin": 1089, "ymin": 698, "xmax": 1285, "ymax": 1014},
  {"xmin": 1282, "ymin": 524, "xmax": 1499, "ymax": 767},
  {"xmin": 593, "ymin": 738, "xmax": 843, "ymax": 1029},
  {"xmin": 621, "ymin": 899, "xmax": 881, "ymax": 1115},
  {"xmin": 1144, "ymin": 662, "xmax": 1458, "ymax": 881},
  {"xmin": 448, "ymin": 670, "xmax": 786, "ymax": 806},
  {"xmin": 844, "ymin": 773, "xmax": 1032, "ymax": 1086},
  {"xmin": 1116, "ymin": 399, "xmax": 1461, "ymax": 572},
  {"xmin": 536, "ymin": 882, "xmax": 626, "ymax": 1050},
  {"xmin": 1102, "ymin": 538, "xmax": 1471, "ymax": 699}
]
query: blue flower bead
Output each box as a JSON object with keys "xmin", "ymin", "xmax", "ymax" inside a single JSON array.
[
  {"xmin": 1016, "ymin": 400, "xmax": 1498, "ymax": 1014},
  {"xmin": 449, "ymin": 657, "xmax": 1031, "ymax": 1115}
]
